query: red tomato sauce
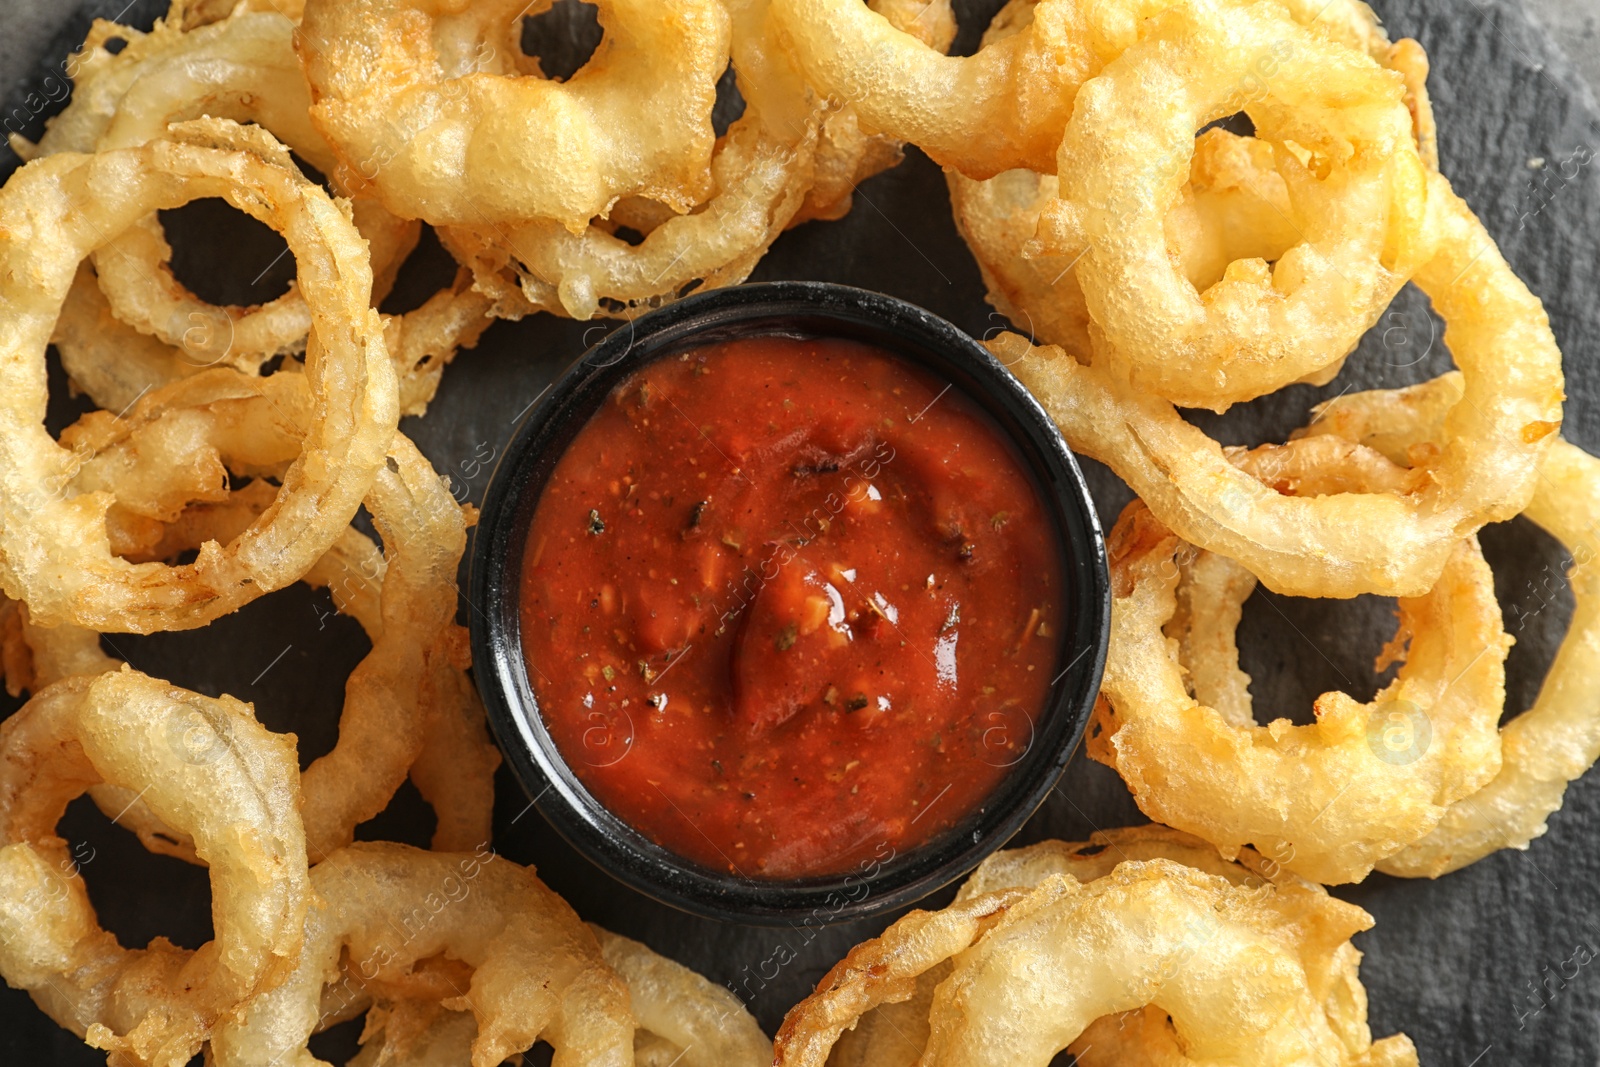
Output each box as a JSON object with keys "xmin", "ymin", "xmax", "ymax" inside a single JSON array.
[{"xmin": 519, "ymin": 335, "xmax": 1066, "ymax": 878}]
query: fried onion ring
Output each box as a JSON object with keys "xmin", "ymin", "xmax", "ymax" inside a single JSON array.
[
  {"xmin": 0, "ymin": 123, "xmax": 397, "ymax": 632},
  {"xmin": 436, "ymin": 102, "xmax": 818, "ymax": 321},
  {"xmin": 775, "ymin": 825, "xmax": 1415, "ymax": 1067},
  {"xmin": 990, "ymin": 170, "xmax": 1563, "ymax": 599},
  {"xmin": 297, "ymin": 0, "xmax": 731, "ymax": 232},
  {"xmin": 210, "ymin": 841, "xmax": 633, "ymax": 1067},
  {"xmin": 947, "ymin": 0, "xmax": 1435, "ymax": 385},
  {"xmin": 15, "ymin": 484, "xmax": 384, "ymax": 721},
  {"xmin": 768, "ymin": 0, "xmax": 1123, "ymax": 178},
  {"xmin": 950, "ymin": 128, "xmax": 1301, "ymax": 364},
  {"xmin": 54, "ymin": 253, "xmax": 489, "ymax": 420},
  {"xmin": 1091, "ymin": 476, "xmax": 1509, "ymax": 884},
  {"xmin": 1032, "ymin": 0, "xmax": 1430, "ymax": 410},
  {"xmin": 1295, "ymin": 377, "xmax": 1600, "ymax": 876},
  {"xmin": 39, "ymin": 13, "xmax": 489, "ymax": 415},
  {"xmin": 593, "ymin": 926, "xmax": 773, "ymax": 1067},
  {"xmin": 328, "ymin": 926, "xmax": 769, "ymax": 1066},
  {"xmin": 770, "ymin": 0, "xmax": 1418, "ymax": 182},
  {"xmin": 772, "ymin": 886, "xmax": 1028, "ymax": 1066},
  {"xmin": 40, "ymin": 12, "xmax": 420, "ymax": 368},
  {"xmin": 826, "ymin": 825, "xmax": 1344, "ymax": 1067},
  {"xmin": 436, "ymin": 0, "xmax": 955, "ymax": 321},
  {"xmin": 920, "ymin": 862, "xmax": 1404, "ymax": 1065},
  {"xmin": 30, "ymin": 372, "xmax": 485, "ymax": 859},
  {"xmin": 957, "ymin": 828, "xmax": 1404, "ymax": 1066},
  {"xmin": 783, "ymin": 0, "xmax": 956, "ymax": 227},
  {"xmin": 0, "ymin": 668, "xmax": 309, "ymax": 1066}
]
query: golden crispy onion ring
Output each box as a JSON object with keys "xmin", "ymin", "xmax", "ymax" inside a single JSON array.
[
  {"xmin": 297, "ymin": 0, "xmax": 730, "ymax": 232},
  {"xmin": 768, "ymin": 0, "xmax": 1416, "ymax": 182},
  {"xmin": 957, "ymin": 828, "xmax": 1403, "ymax": 1067},
  {"xmin": 28, "ymin": 373, "xmax": 489, "ymax": 859},
  {"xmin": 437, "ymin": 0, "xmax": 954, "ymax": 321},
  {"xmin": 1062, "ymin": 1007, "xmax": 1417, "ymax": 1067},
  {"xmin": 1092, "ymin": 477, "xmax": 1509, "ymax": 884},
  {"xmin": 437, "ymin": 111, "xmax": 818, "ymax": 321},
  {"xmin": 210, "ymin": 841, "xmax": 633, "ymax": 1067},
  {"xmin": 164, "ymin": 481, "xmax": 497, "ymax": 856},
  {"xmin": 0, "ymin": 123, "xmax": 397, "ymax": 632},
  {"xmin": 55, "ymin": 255, "xmax": 489, "ymax": 420},
  {"xmin": 951, "ymin": 128, "xmax": 1302, "ymax": 364},
  {"xmin": 40, "ymin": 12, "xmax": 420, "ymax": 368},
  {"xmin": 439, "ymin": 0, "xmax": 938, "ymax": 253},
  {"xmin": 768, "ymin": 0, "xmax": 1126, "ymax": 178},
  {"xmin": 919, "ymin": 862, "xmax": 1408, "ymax": 1065},
  {"xmin": 331, "ymin": 927, "xmax": 769, "ymax": 1066},
  {"xmin": 990, "ymin": 170, "xmax": 1563, "ymax": 599},
  {"xmin": 784, "ymin": 0, "xmax": 955, "ymax": 227},
  {"xmin": 1033, "ymin": 0, "xmax": 1429, "ymax": 410},
  {"xmin": 772, "ymin": 886, "xmax": 1029, "ymax": 1066},
  {"xmin": 1295, "ymin": 377, "xmax": 1600, "ymax": 876},
  {"xmin": 776, "ymin": 826, "xmax": 1415, "ymax": 1067},
  {"xmin": 827, "ymin": 825, "xmax": 1341, "ymax": 1067},
  {"xmin": 947, "ymin": 0, "xmax": 1436, "ymax": 375},
  {"xmin": 61, "ymin": 370, "xmax": 334, "ymax": 561},
  {"xmin": 0, "ymin": 668, "xmax": 309, "ymax": 1066},
  {"xmin": 14, "ymin": 482, "xmax": 383, "ymax": 707},
  {"xmin": 40, "ymin": 15, "xmax": 488, "ymax": 414},
  {"xmin": 592, "ymin": 926, "xmax": 773, "ymax": 1067}
]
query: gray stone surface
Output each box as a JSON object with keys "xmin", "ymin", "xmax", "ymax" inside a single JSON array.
[
  {"xmin": 1523, "ymin": 0, "xmax": 1600, "ymax": 100},
  {"xmin": 3, "ymin": 1, "xmax": 1600, "ymax": 1064}
]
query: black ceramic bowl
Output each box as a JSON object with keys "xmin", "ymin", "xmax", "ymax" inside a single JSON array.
[{"xmin": 471, "ymin": 282, "xmax": 1109, "ymax": 925}]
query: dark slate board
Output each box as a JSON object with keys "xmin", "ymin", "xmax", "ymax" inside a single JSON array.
[{"xmin": 3, "ymin": 0, "xmax": 1599, "ymax": 1062}]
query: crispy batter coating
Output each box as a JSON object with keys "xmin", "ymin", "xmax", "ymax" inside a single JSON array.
[
  {"xmin": 298, "ymin": 0, "xmax": 731, "ymax": 231},
  {"xmin": 0, "ymin": 670, "xmax": 309, "ymax": 1067},
  {"xmin": 1093, "ymin": 483, "xmax": 1508, "ymax": 883},
  {"xmin": 776, "ymin": 827, "xmax": 1415, "ymax": 1067},
  {"xmin": 38, "ymin": 11, "xmax": 419, "ymax": 365},
  {"xmin": 0, "ymin": 123, "xmax": 398, "ymax": 632},
  {"xmin": 1298, "ymin": 378, "xmax": 1600, "ymax": 876},
  {"xmin": 22, "ymin": 373, "xmax": 487, "ymax": 860},
  {"xmin": 1034, "ymin": 0, "xmax": 1429, "ymax": 410},
  {"xmin": 210, "ymin": 842, "xmax": 632, "ymax": 1067},
  {"xmin": 995, "ymin": 170, "xmax": 1564, "ymax": 600}
]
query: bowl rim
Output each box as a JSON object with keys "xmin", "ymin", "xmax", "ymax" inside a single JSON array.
[{"xmin": 470, "ymin": 281, "xmax": 1110, "ymax": 925}]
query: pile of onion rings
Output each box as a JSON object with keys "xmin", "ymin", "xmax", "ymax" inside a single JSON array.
[
  {"xmin": 0, "ymin": 668, "xmax": 309, "ymax": 1064},
  {"xmin": 0, "ymin": 0, "xmax": 1593, "ymax": 1060},
  {"xmin": 420, "ymin": 0, "xmax": 957, "ymax": 320},
  {"xmin": 1294, "ymin": 377, "xmax": 1600, "ymax": 878},
  {"xmin": 776, "ymin": 826, "xmax": 1419, "ymax": 1065},
  {"xmin": 0, "ymin": 4, "xmax": 773, "ymax": 1056},
  {"xmin": 1090, "ymin": 485, "xmax": 1509, "ymax": 884},
  {"xmin": 768, "ymin": 0, "xmax": 1587, "ymax": 1051},
  {"xmin": 938, "ymin": 0, "xmax": 1583, "ymax": 906}
]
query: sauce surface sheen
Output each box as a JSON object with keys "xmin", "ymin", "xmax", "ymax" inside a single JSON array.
[{"xmin": 520, "ymin": 335, "xmax": 1066, "ymax": 878}]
